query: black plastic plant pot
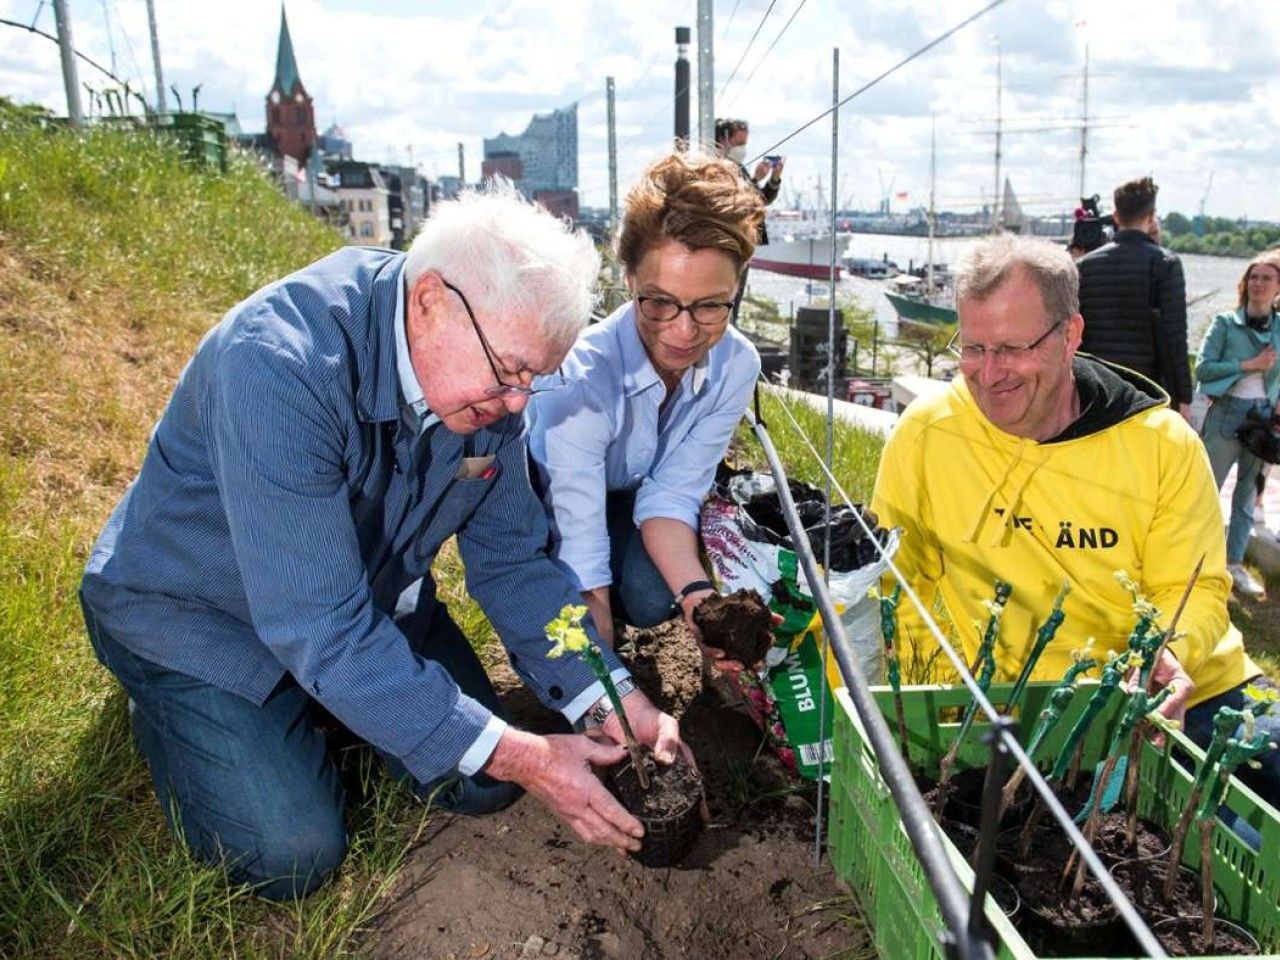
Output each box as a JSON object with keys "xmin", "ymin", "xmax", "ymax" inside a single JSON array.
[
  {"xmin": 1109, "ymin": 858, "xmax": 1213, "ymax": 923},
  {"xmin": 607, "ymin": 753, "xmax": 704, "ymax": 868},
  {"xmin": 1151, "ymin": 916, "xmax": 1260, "ymax": 956}
]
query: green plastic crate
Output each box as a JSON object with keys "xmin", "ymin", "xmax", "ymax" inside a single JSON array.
[
  {"xmin": 827, "ymin": 681, "xmax": 1280, "ymax": 959},
  {"xmin": 154, "ymin": 113, "xmax": 226, "ymax": 172}
]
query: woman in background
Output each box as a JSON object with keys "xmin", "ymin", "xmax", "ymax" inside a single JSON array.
[{"xmin": 1195, "ymin": 254, "xmax": 1280, "ymax": 600}]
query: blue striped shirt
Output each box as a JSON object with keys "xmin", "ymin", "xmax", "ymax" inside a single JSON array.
[
  {"xmin": 82, "ymin": 247, "xmax": 622, "ymax": 785},
  {"xmin": 526, "ymin": 302, "xmax": 761, "ymax": 591}
]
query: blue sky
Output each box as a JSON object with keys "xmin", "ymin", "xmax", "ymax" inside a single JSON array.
[{"xmin": 2, "ymin": 0, "xmax": 1277, "ymax": 220}]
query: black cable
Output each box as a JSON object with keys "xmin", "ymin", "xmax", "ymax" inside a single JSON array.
[
  {"xmin": 719, "ymin": 0, "xmax": 742, "ymax": 42},
  {"xmin": 749, "ymin": 0, "xmax": 1007, "ymax": 164},
  {"xmin": 0, "ymin": 15, "xmax": 131, "ymax": 88},
  {"xmin": 717, "ymin": 0, "xmax": 778, "ymax": 98},
  {"xmin": 721, "ymin": 0, "xmax": 806, "ymax": 110}
]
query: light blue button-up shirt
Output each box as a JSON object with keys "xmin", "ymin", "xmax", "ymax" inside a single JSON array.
[
  {"xmin": 82, "ymin": 247, "xmax": 623, "ymax": 786},
  {"xmin": 527, "ymin": 302, "xmax": 761, "ymax": 592}
]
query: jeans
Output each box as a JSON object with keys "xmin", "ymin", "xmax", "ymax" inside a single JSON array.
[
  {"xmin": 606, "ymin": 490, "xmax": 677, "ymax": 628},
  {"xmin": 1201, "ymin": 395, "xmax": 1271, "ymax": 563},
  {"xmin": 82, "ymin": 591, "xmax": 520, "ymax": 901},
  {"xmin": 1182, "ymin": 675, "xmax": 1280, "ymax": 850}
]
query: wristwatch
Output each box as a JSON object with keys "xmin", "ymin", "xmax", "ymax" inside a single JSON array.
[
  {"xmin": 576, "ymin": 676, "xmax": 636, "ymax": 732},
  {"xmin": 677, "ymin": 579, "xmax": 716, "ymax": 607}
]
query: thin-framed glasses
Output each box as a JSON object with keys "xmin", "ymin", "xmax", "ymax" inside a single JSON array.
[
  {"xmin": 636, "ymin": 294, "xmax": 735, "ymax": 327},
  {"xmin": 440, "ymin": 279, "xmax": 565, "ymax": 398},
  {"xmin": 947, "ymin": 318, "xmax": 1066, "ymax": 366}
]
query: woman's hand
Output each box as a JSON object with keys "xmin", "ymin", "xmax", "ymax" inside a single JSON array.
[{"xmin": 1242, "ymin": 347, "xmax": 1277, "ymax": 372}]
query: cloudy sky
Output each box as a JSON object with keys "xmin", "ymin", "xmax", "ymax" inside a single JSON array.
[{"xmin": 3, "ymin": 0, "xmax": 1277, "ymax": 220}]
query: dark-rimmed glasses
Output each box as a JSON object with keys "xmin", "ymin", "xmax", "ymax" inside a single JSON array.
[
  {"xmin": 947, "ymin": 318, "xmax": 1066, "ymax": 367},
  {"xmin": 440, "ymin": 279, "xmax": 565, "ymax": 398},
  {"xmin": 636, "ymin": 294, "xmax": 735, "ymax": 327}
]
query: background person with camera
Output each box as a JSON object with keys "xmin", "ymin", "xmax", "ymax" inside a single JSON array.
[
  {"xmin": 1077, "ymin": 176, "xmax": 1193, "ymax": 418},
  {"xmin": 1195, "ymin": 254, "xmax": 1280, "ymax": 600},
  {"xmin": 714, "ymin": 118, "xmax": 783, "ymax": 322}
]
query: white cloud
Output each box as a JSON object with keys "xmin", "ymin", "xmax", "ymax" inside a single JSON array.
[{"xmin": 1, "ymin": 0, "xmax": 1277, "ymax": 218}]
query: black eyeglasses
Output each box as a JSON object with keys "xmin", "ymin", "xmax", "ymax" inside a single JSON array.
[
  {"xmin": 636, "ymin": 294, "xmax": 735, "ymax": 327},
  {"xmin": 440, "ymin": 279, "xmax": 565, "ymax": 398},
  {"xmin": 947, "ymin": 318, "xmax": 1066, "ymax": 367}
]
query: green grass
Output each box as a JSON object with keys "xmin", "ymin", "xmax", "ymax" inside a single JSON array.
[
  {"xmin": 736, "ymin": 389, "xmax": 886, "ymax": 505},
  {"xmin": 0, "ymin": 102, "xmax": 448, "ymax": 959}
]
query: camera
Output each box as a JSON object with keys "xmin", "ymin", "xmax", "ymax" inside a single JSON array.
[{"xmin": 1070, "ymin": 194, "xmax": 1109, "ymax": 254}]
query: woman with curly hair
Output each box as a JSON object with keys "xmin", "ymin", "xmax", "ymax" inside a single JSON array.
[{"xmin": 529, "ymin": 151, "xmax": 765, "ymax": 672}]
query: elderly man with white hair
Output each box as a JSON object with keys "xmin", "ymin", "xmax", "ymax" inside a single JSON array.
[{"xmin": 79, "ymin": 182, "xmax": 686, "ymax": 900}]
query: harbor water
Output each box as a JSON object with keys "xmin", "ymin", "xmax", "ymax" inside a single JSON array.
[{"xmin": 746, "ymin": 232, "xmax": 1250, "ymax": 347}]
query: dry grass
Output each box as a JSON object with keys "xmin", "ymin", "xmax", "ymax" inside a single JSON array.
[{"xmin": 0, "ymin": 106, "xmax": 440, "ymax": 959}]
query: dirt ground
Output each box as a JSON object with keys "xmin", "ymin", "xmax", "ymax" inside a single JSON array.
[{"xmin": 368, "ymin": 620, "xmax": 866, "ymax": 960}]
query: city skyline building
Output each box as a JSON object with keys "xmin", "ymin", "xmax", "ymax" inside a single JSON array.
[{"xmin": 483, "ymin": 103, "xmax": 579, "ymax": 219}]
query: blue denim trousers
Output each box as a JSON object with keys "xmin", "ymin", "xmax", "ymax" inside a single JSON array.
[
  {"xmin": 1183, "ymin": 674, "xmax": 1280, "ymax": 809},
  {"xmin": 1201, "ymin": 396, "xmax": 1271, "ymax": 563},
  {"xmin": 606, "ymin": 490, "xmax": 677, "ymax": 628},
  {"xmin": 81, "ymin": 590, "xmax": 520, "ymax": 900}
]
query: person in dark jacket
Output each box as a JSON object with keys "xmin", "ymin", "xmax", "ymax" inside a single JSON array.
[
  {"xmin": 715, "ymin": 118, "xmax": 783, "ymax": 323},
  {"xmin": 714, "ymin": 118, "xmax": 783, "ymax": 245},
  {"xmin": 1077, "ymin": 176, "xmax": 1192, "ymax": 419}
]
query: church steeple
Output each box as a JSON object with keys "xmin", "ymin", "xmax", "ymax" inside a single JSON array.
[
  {"xmin": 272, "ymin": 6, "xmax": 303, "ymax": 98},
  {"xmin": 265, "ymin": 3, "xmax": 315, "ymax": 165}
]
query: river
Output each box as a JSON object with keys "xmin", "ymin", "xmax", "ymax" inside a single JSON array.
[{"xmin": 745, "ymin": 232, "xmax": 1249, "ymax": 346}]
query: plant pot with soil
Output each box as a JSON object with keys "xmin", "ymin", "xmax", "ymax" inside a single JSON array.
[
  {"xmin": 546, "ymin": 605, "xmax": 705, "ymax": 867},
  {"xmin": 1151, "ymin": 916, "xmax": 1260, "ymax": 957}
]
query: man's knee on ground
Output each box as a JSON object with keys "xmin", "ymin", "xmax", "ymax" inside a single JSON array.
[{"xmin": 192, "ymin": 814, "xmax": 348, "ymax": 901}]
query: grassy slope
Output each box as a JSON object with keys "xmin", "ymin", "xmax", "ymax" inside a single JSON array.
[{"xmin": 0, "ymin": 105, "xmax": 441, "ymax": 959}]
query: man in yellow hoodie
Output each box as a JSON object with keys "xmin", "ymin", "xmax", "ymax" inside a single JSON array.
[{"xmin": 871, "ymin": 234, "xmax": 1277, "ymax": 806}]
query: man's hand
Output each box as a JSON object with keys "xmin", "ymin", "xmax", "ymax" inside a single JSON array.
[
  {"xmin": 1144, "ymin": 648, "xmax": 1195, "ymax": 729},
  {"xmin": 483, "ymin": 728, "xmax": 642, "ymax": 854},
  {"xmin": 601, "ymin": 688, "xmax": 695, "ymax": 769},
  {"xmin": 679, "ymin": 588, "xmax": 747, "ymax": 677}
]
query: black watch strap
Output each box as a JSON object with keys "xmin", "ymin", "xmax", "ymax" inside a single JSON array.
[{"xmin": 677, "ymin": 579, "xmax": 715, "ymax": 603}]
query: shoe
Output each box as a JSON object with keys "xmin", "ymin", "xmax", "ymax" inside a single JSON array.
[{"xmin": 1227, "ymin": 563, "xmax": 1267, "ymax": 601}]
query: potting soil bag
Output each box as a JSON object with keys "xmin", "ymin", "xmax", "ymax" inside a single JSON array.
[{"xmin": 699, "ymin": 465, "xmax": 900, "ymax": 779}]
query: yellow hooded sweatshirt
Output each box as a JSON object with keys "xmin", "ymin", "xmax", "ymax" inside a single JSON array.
[{"xmin": 871, "ymin": 357, "xmax": 1257, "ymax": 707}]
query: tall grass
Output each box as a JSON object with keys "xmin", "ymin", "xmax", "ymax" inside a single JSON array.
[
  {"xmin": 0, "ymin": 102, "xmax": 438, "ymax": 959},
  {"xmin": 738, "ymin": 388, "xmax": 885, "ymax": 503}
]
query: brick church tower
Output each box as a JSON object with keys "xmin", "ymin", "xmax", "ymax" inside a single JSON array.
[{"xmin": 265, "ymin": 6, "xmax": 315, "ymax": 164}]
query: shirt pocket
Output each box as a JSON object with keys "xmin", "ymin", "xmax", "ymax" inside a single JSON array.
[{"xmin": 413, "ymin": 465, "xmax": 502, "ymax": 561}]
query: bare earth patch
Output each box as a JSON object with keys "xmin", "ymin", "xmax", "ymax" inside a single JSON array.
[{"xmin": 369, "ymin": 620, "xmax": 863, "ymax": 960}]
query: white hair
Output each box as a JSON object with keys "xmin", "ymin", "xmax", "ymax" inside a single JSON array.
[{"xmin": 403, "ymin": 179, "xmax": 600, "ymax": 349}]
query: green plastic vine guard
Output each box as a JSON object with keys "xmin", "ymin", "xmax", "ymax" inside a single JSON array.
[{"xmin": 827, "ymin": 680, "xmax": 1280, "ymax": 960}]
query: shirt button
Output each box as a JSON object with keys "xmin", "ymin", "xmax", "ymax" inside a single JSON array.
[{"xmin": 548, "ymin": 685, "xmax": 564, "ymax": 701}]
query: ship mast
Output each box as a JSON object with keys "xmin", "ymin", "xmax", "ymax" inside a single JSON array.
[
  {"xmin": 991, "ymin": 38, "xmax": 1002, "ymax": 234},
  {"xmin": 927, "ymin": 114, "xmax": 936, "ymax": 297},
  {"xmin": 1078, "ymin": 41, "xmax": 1090, "ymax": 199}
]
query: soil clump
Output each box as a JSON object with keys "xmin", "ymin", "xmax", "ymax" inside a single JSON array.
[
  {"xmin": 368, "ymin": 619, "xmax": 860, "ymax": 960},
  {"xmin": 692, "ymin": 589, "xmax": 774, "ymax": 667}
]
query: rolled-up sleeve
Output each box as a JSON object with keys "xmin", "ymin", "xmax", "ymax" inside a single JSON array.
[
  {"xmin": 206, "ymin": 337, "xmax": 492, "ymax": 785},
  {"xmin": 634, "ymin": 346, "xmax": 760, "ymax": 529},
  {"xmin": 528, "ymin": 380, "xmax": 615, "ymax": 591}
]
